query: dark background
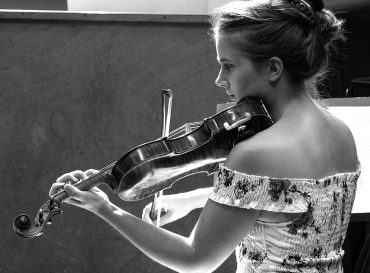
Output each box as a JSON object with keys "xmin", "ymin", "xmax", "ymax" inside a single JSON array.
[{"xmin": 1, "ymin": 1, "xmax": 369, "ymax": 273}]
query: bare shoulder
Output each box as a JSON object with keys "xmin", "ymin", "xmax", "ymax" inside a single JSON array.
[
  {"xmin": 224, "ymin": 106, "xmax": 360, "ymax": 178},
  {"xmin": 224, "ymin": 128, "xmax": 291, "ymax": 178},
  {"xmin": 321, "ymin": 107, "xmax": 359, "ymax": 171}
]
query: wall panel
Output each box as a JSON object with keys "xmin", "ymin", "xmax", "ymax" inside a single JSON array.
[{"xmin": 0, "ymin": 13, "xmax": 234, "ymax": 273}]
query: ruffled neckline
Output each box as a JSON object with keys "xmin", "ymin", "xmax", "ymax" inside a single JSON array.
[{"xmin": 219, "ymin": 164, "xmax": 361, "ymax": 184}]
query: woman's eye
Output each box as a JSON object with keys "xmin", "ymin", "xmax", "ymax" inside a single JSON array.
[{"xmin": 223, "ymin": 63, "xmax": 234, "ymax": 71}]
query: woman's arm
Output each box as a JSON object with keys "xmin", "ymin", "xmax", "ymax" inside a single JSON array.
[
  {"xmin": 96, "ymin": 194, "xmax": 259, "ymax": 273},
  {"xmin": 142, "ymin": 187, "xmax": 215, "ymax": 226},
  {"xmin": 184, "ymin": 187, "xmax": 214, "ymax": 210},
  {"xmin": 61, "ymin": 183, "xmax": 259, "ymax": 273},
  {"xmin": 53, "ymin": 141, "xmax": 265, "ymax": 273}
]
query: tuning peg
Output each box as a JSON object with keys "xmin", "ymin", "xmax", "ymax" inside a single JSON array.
[{"xmin": 38, "ymin": 209, "xmax": 44, "ymax": 223}]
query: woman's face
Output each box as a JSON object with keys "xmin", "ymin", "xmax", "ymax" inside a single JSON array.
[{"xmin": 215, "ymin": 32, "xmax": 268, "ymax": 102}]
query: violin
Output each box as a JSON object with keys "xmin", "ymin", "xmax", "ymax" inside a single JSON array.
[{"xmin": 13, "ymin": 95, "xmax": 273, "ymax": 239}]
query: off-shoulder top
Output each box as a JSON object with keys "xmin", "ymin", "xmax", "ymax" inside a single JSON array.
[{"xmin": 209, "ymin": 165, "xmax": 361, "ymax": 273}]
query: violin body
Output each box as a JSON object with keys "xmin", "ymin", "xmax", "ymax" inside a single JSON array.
[
  {"xmin": 13, "ymin": 96, "xmax": 272, "ymax": 238},
  {"xmin": 112, "ymin": 96, "xmax": 273, "ymax": 201}
]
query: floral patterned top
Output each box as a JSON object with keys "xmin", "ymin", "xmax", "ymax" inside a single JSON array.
[{"xmin": 209, "ymin": 165, "xmax": 361, "ymax": 273}]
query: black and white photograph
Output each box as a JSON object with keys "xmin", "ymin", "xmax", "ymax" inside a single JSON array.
[{"xmin": 1, "ymin": 0, "xmax": 370, "ymax": 272}]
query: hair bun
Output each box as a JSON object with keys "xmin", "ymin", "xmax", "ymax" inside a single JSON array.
[{"xmin": 309, "ymin": 0, "xmax": 324, "ymax": 11}]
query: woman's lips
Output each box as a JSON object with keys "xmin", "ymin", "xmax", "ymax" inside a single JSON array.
[
  {"xmin": 226, "ymin": 90, "xmax": 236, "ymax": 101},
  {"xmin": 228, "ymin": 94, "xmax": 237, "ymax": 101}
]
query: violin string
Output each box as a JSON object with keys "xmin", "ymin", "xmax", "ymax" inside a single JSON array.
[
  {"xmin": 71, "ymin": 161, "xmax": 117, "ymax": 187},
  {"xmin": 169, "ymin": 123, "xmax": 187, "ymax": 135},
  {"xmin": 168, "ymin": 121, "xmax": 202, "ymax": 138}
]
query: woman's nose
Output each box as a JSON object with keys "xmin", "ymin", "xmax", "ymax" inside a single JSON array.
[
  {"xmin": 215, "ymin": 76, "xmax": 229, "ymax": 88},
  {"xmin": 215, "ymin": 71, "xmax": 228, "ymax": 88}
]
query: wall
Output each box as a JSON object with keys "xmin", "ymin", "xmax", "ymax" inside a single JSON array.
[
  {"xmin": 0, "ymin": 12, "xmax": 236, "ymax": 273},
  {"xmin": 0, "ymin": 0, "xmax": 66, "ymax": 10}
]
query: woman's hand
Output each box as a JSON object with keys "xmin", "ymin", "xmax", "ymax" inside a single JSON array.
[
  {"xmin": 142, "ymin": 191, "xmax": 206, "ymax": 226},
  {"xmin": 49, "ymin": 169, "xmax": 110, "ymax": 214}
]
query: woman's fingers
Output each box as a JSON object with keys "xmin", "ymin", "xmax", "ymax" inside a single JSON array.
[
  {"xmin": 84, "ymin": 169, "xmax": 99, "ymax": 177},
  {"xmin": 49, "ymin": 182, "xmax": 84, "ymax": 202},
  {"xmin": 90, "ymin": 187, "xmax": 100, "ymax": 193},
  {"xmin": 154, "ymin": 206, "xmax": 169, "ymax": 226},
  {"xmin": 142, "ymin": 203, "xmax": 154, "ymax": 224},
  {"xmin": 52, "ymin": 170, "xmax": 89, "ymax": 198},
  {"xmin": 49, "ymin": 182, "xmax": 66, "ymax": 197},
  {"xmin": 142, "ymin": 203, "xmax": 169, "ymax": 226},
  {"xmin": 55, "ymin": 169, "xmax": 98, "ymax": 185},
  {"xmin": 142, "ymin": 203, "xmax": 153, "ymax": 223},
  {"xmin": 56, "ymin": 170, "xmax": 87, "ymax": 184},
  {"xmin": 49, "ymin": 169, "xmax": 111, "ymax": 213},
  {"xmin": 63, "ymin": 184, "xmax": 85, "ymax": 202}
]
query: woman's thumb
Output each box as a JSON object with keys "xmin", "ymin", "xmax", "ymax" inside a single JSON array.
[
  {"xmin": 142, "ymin": 206, "xmax": 154, "ymax": 224},
  {"xmin": 64, "ymin": 184, "xmax": 82, "ymax": 200}
]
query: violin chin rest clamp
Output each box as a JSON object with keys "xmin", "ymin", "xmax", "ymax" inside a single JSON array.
[{"xmin": 223, "ymin": 113, "xmax": 251, "ymax": 131}]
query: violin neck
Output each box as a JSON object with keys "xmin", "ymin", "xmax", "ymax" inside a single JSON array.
[{"xmin": 51, "ymin": 172, "xmax": 118, "ymax": 204}]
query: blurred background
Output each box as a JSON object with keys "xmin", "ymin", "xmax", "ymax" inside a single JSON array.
[{"xmin": 1, "ymin": 0, "xmax": 369, "ymax": 273}]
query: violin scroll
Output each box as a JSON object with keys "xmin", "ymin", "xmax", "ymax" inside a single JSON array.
[
  {"xmin": 13, "ymin": 171, "xmax": 118, "ymax": 238},
  {"xmin": 13, "ymin": 199, "xmax": 61, "ymax": 239}
]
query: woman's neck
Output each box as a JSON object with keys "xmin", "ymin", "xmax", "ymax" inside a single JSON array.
[{"xmin": 263, "ymin": 82, "xmax": 316, "ymax": 122}]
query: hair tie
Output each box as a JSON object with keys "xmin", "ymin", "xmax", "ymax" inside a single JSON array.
[
  {"xmin": 306, "ymin": 0, "xmax": 324, "ymax": 11},
  {"xmin": 287, "ymin": 0, "xmax": 318, "ymax": 24}
]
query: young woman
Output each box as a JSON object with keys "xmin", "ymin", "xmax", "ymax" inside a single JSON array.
[{"xmin": 50, "ymin": 0, "xmax": 361, "ymax": 272}]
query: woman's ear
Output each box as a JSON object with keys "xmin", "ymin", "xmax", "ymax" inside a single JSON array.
[{"xmin": 268, "ymin": 57, "xmax": 283, "ymax": 82}]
